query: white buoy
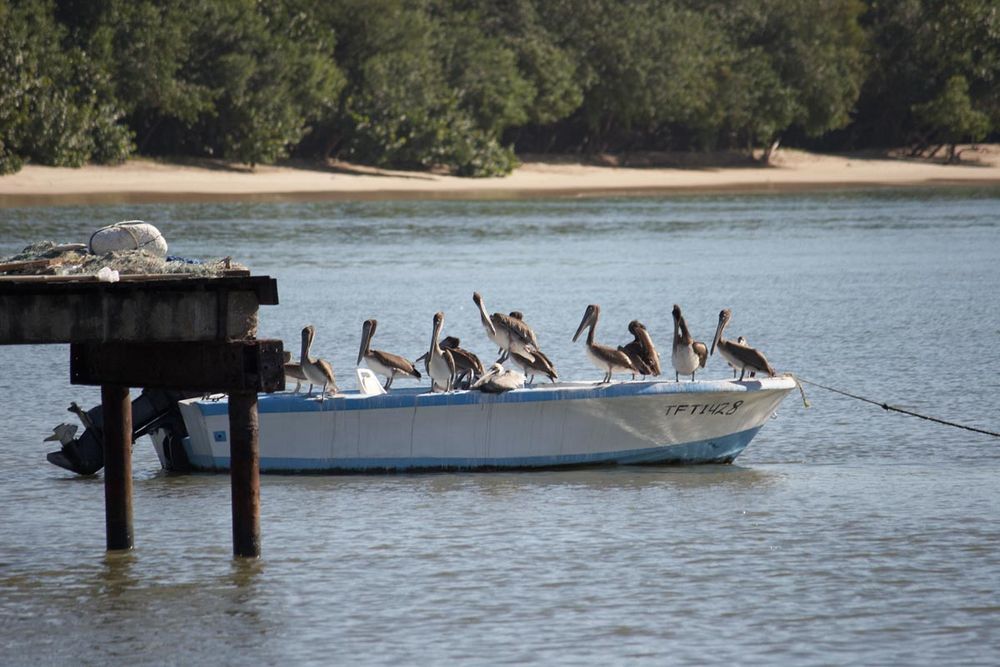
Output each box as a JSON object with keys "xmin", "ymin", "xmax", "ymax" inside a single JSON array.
[{"xmin": 89, "ymin": 221, "xmax": 168, "ymax": 257}]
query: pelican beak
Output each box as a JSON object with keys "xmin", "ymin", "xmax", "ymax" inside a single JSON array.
[
  {"xmin": 710, "ymin": 312, "xmax": 726, "ymax": 356},
  {"xmin": 358, "ymin": 320, "xmax": 373, "ymax": 366},
  {"xmin": 572, "ymin": 306, "xmax": 592, "ymax": 342},
  {"xmin": 474, "ymin": 292, "xmax": 497, "ymax": 336}
]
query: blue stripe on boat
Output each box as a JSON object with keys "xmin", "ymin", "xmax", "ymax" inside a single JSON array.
[{"xmin": 184, "ymin": 425, "xmax": 763, "ymax": 473}]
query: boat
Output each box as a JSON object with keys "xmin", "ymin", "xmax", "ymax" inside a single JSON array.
[{"xmin": 150, "ymin": 373, "xmax": 797, "ymax": 473}]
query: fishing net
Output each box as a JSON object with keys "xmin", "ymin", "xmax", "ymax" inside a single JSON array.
[{"xmin": 1, "ymin": 241, "xmax": 246, "ymax": 277}]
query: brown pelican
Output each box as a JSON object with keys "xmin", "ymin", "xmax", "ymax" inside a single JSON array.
[
  {"xmin": 415, "ymin": 336, "xmax": 483, "ymax": 387},
  {"xmin": 508, "ymin": 348, "xmax": 558, "ymax": 384},
  {"xmin": 357, "ymin": 319, "xmax": 422, "ymax": 390},
  {"xmin": 472, "ymin": 292, "xmax": 536, "ymax": 362},
  {"xmin": 710, "ymin": 309, "xmax": 775, "ymax": 381},
  {"xmin": 671, "ymin": 305, "xmax": 708, "ymax": 382},
  {"xmin": 507, "ymin": 311, "xmax": 556, "ymax": 382},
  {"xmin": 428, "ymin": 311, "xmax": 456, "ymax": 392},
  {"xmin": 441, "ymin": 336, "xmax": 484, "ymax": 387},
  {"xmin": 471, "ymin": 363, "xmax": 525, "ymax": 393},
  {"xmin": 618, "ymin": 320, "xmax": 661, "ymax": 379},
  {"xmin": 300, "ymin": 325, "xmax": 338, "ymax": 400},
  {"xmin": 728, "ymin": 336, "xmax": 753, "ymax": 378},
  {"xmin": 507, "ymin": 311, "xmax": 541, "ymax": 348},
  {"xmin": 572, "ymin": 304, "xmax": 637, "ymax": 383},
  {"xmin": 283, "ymin": 350, "xmax": 308, "ymax": 393}
]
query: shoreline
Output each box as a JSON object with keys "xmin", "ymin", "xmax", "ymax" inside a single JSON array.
[{"xmin": 2, "ymin": 146, "xmax": 999, "ymax": 207}]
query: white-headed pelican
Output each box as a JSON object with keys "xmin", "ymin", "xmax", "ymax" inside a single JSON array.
[{"xmin": 671, "ymin": 304, "xmax": 708, "ymax": 382}]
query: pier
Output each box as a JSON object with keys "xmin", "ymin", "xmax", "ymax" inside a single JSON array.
[{"xmin": 0, "ymin": 273, "xmax": 283, "ymax": 557}]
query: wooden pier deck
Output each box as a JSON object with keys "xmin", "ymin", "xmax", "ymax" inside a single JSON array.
[{"xmin": 0, "ymin": 273, "xmax": 283, "ymax": 558}]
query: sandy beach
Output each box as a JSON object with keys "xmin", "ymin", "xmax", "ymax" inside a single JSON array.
[{"xmin": 2, "ymin": 145, "xmax": 999, "ymax": 206}]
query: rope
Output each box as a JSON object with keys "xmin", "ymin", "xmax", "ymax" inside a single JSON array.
[{"xmin": 796, "ymin": 377, "xmax": 1000, "ymax": 439}]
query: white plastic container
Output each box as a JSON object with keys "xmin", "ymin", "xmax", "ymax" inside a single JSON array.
[{"xmin": 89, "ymin": 221, "xmax": 168, "ymax": 257}]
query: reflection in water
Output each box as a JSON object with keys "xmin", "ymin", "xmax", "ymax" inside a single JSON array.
[{"xmin": 1, "ymin": 189, "xmax": 999, "ymax": 664}]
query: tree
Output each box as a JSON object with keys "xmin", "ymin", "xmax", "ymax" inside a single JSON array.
[
  {"xmin": 854, "ymin": 0, "xmax": 999, "ymax": 151},
  {"xmin": 912, "ymin": 75, "xmax": 990, "ymax": 162},
  {"xmin": 0, "ymin": 0, "xmax": 132, "ymax": 174},
  {"xmin": 540, "ymin": 0, "xmax": 724, "ymax": 151},
  {"xmin": 314, "ymin": 0, "xmax": 518, "ymax": 175},
  {"xmin": 706, "ymin": 0, "xmax": 867, "ymax": 162}
]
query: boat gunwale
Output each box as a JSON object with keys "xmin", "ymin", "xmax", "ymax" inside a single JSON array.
[{"xmin": 189, "ymin": 376, "xmax": 797, "ymax": 415}]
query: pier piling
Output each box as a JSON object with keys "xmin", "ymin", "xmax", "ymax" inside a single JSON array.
[
  {"xmin": 228, "ymin": 390, "xmax": 261, "ymax": 558},
  {"xmin": 101, "ymin": 384, "xmax": 133, "ymax": 551}
]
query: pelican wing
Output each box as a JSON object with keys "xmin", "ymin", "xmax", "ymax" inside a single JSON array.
[
  {"xmin": 495, "ymin": 313, "xmax": 538, "ymax": 347},
  {"xmin": 725, "ymin": 341, "xmax": 775, "ymax": 376},
  {"xmin": 284, "ymin": 362, "xmax": 308, "ymax": 381},
  {"xmin": 531, "ymin": 349, "xmax": 558, "ymax": 380},
  {"xmin": 693, "ymin": 341, "xmax": 708, "ymax": 368},
  {"xmin": 449, "ymin": 347, "xmax": 484, "ymax": 375},
  {"xmin": 513, "ymin": 348, "xmax": 558, "ymax": 380},
  {"xmin": 635, "ymin": 327, "xmax": 662, "ymax": 375},
  {"xmin": 593, "ymin": 342, "xmax": 636, "ymax": 370},
  {"xmin": 370, "ymin": 349, "xmax": 421, "ymax": 378},
  {"xmin": 618, "ymin": 341, "xmax": 653, "ymax": 375}
]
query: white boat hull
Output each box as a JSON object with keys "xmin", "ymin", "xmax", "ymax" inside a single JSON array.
[{"xmin": 165, "ymin": 377, "xmax": 796, "ymax": 473}]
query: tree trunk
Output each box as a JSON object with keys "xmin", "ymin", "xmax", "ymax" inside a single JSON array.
[{"xmin": 762, "ymin": 137, "xmax": 781, "ymax": 165}]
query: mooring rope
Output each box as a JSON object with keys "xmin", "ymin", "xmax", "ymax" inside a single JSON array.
[{"xmin": 796, "ymin": 376, "xmax": 1000, "ymax": 439}]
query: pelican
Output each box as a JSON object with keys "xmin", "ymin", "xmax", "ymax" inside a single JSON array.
[
  {"xmin": 428, "ymin": 311, "xmax": 456, "ymax": 392},
  {"xmin": 507, "ymin": 311, "xmax": 541, "ymax": 348},
  {"xmin": 572, "ymin": 304, "xmax": 637, "ymax": 383},
  {"xmin": 472, "ymin": 292, "xmax": 536, "ymax": 362},
  {"xmin": 44, "ymin": 423, "xmax": 78, "ymax": 446},
  {"xmin": 414, "ymin": 336, "xmax": 483, "ymax": 387},
  {"xmin": 283, "ymin": 350, "xmax": 308, "ymax": 393},
  {"xmin": 508, "ymin": 348, "xmax": 558, "ymax": 384},
  {"xmin": 618, "ymin": 319, "xmax": 661, "ymax": 379},
  {"xmin": 471, "ymin": 363, "xmax": 525, "ymax": 393},
  {"xmin": 728, "ymin": 336, "xmax": 753, "ymax": 378},
  {"xmin": 357, "ymin": 319, "xmax": 422, "ymax": 390},
  {"xmin": 300, "ymin": 325, "xmax": 338, "ymax": 400},
  {"xmin": 508, "ymin": 311, "xmax": 556, "ymax": 382},
  {"xmin": 710, "ymin": 309, "xmax": 775, "ymax": 381},
  {"xmin": 441, "ymin": 336, "xmax": 484, "ymax": 387},
  {"xmin": 671, "ymin": 305, "xmax": 708, "ymax": 382}
]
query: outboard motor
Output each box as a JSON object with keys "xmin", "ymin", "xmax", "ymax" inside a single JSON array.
[{"xmin": 45, "ymin": 388, "xmax": 200, "ymax": 475}]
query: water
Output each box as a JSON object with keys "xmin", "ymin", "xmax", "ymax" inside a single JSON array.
[{"xmin": 1, "ymin": 188, "xmax": 999, "ymax": 665}]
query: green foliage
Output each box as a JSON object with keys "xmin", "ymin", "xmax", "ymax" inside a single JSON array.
[
  {"xmin": 913, "ymin": 75, "xmax": 991, "ymax": 160},
  {"xmin": 855, "ymin": 0, "xmax": 998, "ymax": 147},
  {"xmin": 540, "ymin": 0, "xmax": 723, "ymax": 145},
  {"xmin": 0, "ymin": 0, "xmax": 994, "ymax": 176},
  {"xmin": 703, "ymin": 0, "xmax": 867, "ymax": 155},
  {"xmin": 318, "ymin": 0, "xmax": 521, "ymax": 175},
  {"xmin": 0, "ymin": 0, "xmax": 132, "ymax": 174}
]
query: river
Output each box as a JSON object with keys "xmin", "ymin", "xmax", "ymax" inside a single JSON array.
[{"xmin": 1, "ymin": 188, "xmax": 998, "ymax": 665}]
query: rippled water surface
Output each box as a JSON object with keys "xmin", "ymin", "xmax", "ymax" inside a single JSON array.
[{"xmin": 2, "ymin": 188, "xmax": 999, "ymax": 665}]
